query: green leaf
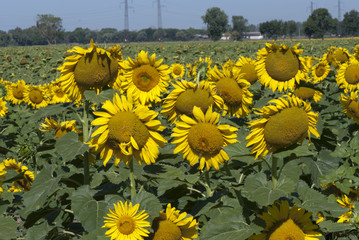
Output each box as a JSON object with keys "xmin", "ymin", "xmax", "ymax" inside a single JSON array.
[
  {"xmin": 71, "ymin": 185, "xmax": 108, "ymax": 232},
  {"xmin": 319, "ymin": 220, "xmax": 352, "ymax": 233},
  {"xmin": 55, "ymin": 132, "xmax": 89, "ymax": 162},
  {"xmin": 80, "ymin": 228, "xmax": 107, "ymax": 240},
  {"xmin": 84, "ymin": 88, "xmax": 120, "ymax": 105},
  {"xmin": 30, "ymin": 103, "xmax": 72, "ymax": 121},
  {"xmin": 0, "ymin": 216, "xmax": 18, "ymax": 240},
  {"xmin": 132, "ymin": 191, "xmax": 162, "ymax": 222}
]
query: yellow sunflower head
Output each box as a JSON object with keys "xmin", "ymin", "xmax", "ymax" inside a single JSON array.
[
  {"xmin": 255, "ymin": 42, "xmax": 308, "ymax": 92},
  {"xmin": 40, "ymin": 117, "xmax": 81, "ymax": 139},
  {"xmin": 337, "ymin": 194, "xmax": 354, "ymax": 223},
  {"xmin": 311, "ymin": 59, "xmax": 331, "ymax": 83},
  {"xmin": 340, "ymin": 90, "xmax": 359, "ymax": 124},
  {"xmin": 0, "ymin": 159, "xmax": 34, "ymax": 192},
  {"xmin": 102, "ymin": 201, "xmax": 150, "ymax": 240},
  {"xmin": 354, "ymin": 44, "xmax": 359, "ymax": 61},
  {"xmin": 246, "ymin": 95, "xmax": 320, "ymax": 159},
  {"xmin": 170, "ymin": 63, "xmax": 185, "ymax": 79},
  {"xmin": 150, "ymin": 204, "xmax": 199, "ymax": 240},
  {"xmin": 292, "ymin": 86, "xmax": 322, "ymax": 103},
  {"xmin": 47, "ymin": 82, "xmax": 71, "ymax": 104},
  {"xmin": 6, "ymin": 80, "xmax": 28, "ymax": 105},
  {"xmin": 208, "ymin": 64, "xmax": 253, "ymax": 118},
  {"xmin": 249, "ymin": 200, "xmax": 322, "ymax": 240},
  {"xmin": 161, "ymin": 80, "xmax": 223, "ymax": 123},
  {"xmin": 0, "ymin": 97, "xmax": 8, "ymax": 117},
  {"xmin": 187, "ymin": 56, "xmax": 213, "ymax": 80},
  {"xmin": 171, "ymin": 106, "xmax": 238, "ymax": 171},
  {"xmin": 23, "ymin": 85, "xmax": 49, "ymax": 109},
  {"xmin": 323, "ymin": 46, "xmax": 351, "ymax": 69},
  {"xmin": 57, "ymin": 39, "xmax": 121, "ymax": 101},
  {"xmin": 234, "ymin": 56, "xmax": 258, "ymax": 84},
  {"xmin": 336, "ymin": 56, "xmax": 359, "ymax": 91},
  {"xmin": 119, "ymin": 50, "xmax": 170, "ymax": 105},
  {"xmin": 0, "ymin": 78, "xmax": 10, "ymax": 98},
  {"xmin": 89, "ymin": 93, "xmax": 167, "ymax": 166}
]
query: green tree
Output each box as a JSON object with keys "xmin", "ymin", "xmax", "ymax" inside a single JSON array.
[
  {"xmin": 36, "ymin": 14, "xmax": 63, "ymax": 44},
  {"xmin": 283, "ymin": 20, "xmax": 297, "ymax": 39},
  {"xmin": 303, "ymin": 8, "xmax": 334, "ymax": 39},
  {"xmin": 231, "ymin": 16, "xmax": 249, "ymax": 40},
  {"xmin": 259, "ymin": 20, "xmax": 283, "ymax": 39},
  {"xmin": 0, "ymin": 30, "xmax": 10, "ymax": 47},
  {"xmin": 201, "ymin": 7, "xmax": 228, "ymax": 41},
  {"xmin": 342, "ymin": 10, "xmax": 359, "ymax": 36}
]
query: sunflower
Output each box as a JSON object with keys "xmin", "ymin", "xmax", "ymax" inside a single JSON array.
[
  {"xmin": 234, "ymin": 56, "xmax": 258, "ymax": 84},
  {"xmin": 292, "ymin": 86, "xmax": 322, "ymax": 103},
  {"xmin": 47, "ymin": 82, "xmax": 71, "ymax": 104},
  {"xmin": 323, "ymin": 46, "xmax": 350, "ymax": 69},
  {"xmin": 246, "ymin": 95, "xmax": 320, "ymax": 159},
  {"xmin": 120, "ymin": 50, "xmax": 170, "ymax": 105},
  {"xmin": 208, "ymin": 65, "xmax": 253, "ymax": 118},
  {"xmin": 6, "ymin": 79, "xmax": 28, "ymax": 105},
  {"xmin": 249, "ymin": 200, "xmax": 322, "ymax": 240},
  {"xmin": 161, "ymin": 80, "xmax": 223, "ymax": 123},
  {"xmin": 170, "ymin": 63, "xmax": 185, "ymax": 79},
  {"xmin": 0, "ymin": 97, "xmax": 8, "ymax": 117},
  {"xmin": 40, "ymin": 118, "xmax": 81, "ymax": 139},
  {"xmin": 89, "ymin": 93, "xmax": 167, "ymax": 166},
  {"xmin": 149, "ymin": 204, "xmax": 198, "ymax": 240},
  {"xmin": 189, "ymin": 56, "xmax": 213, "ymax": 79},
  {"xmin": 0, "ymin": 159, "xmax": 34, "ymax": 193},
  {"xmin": 340, "ymin": 90, "xmax": 359, "ymax": 124},
  {"xmin": 337, "ymin": 194, "xmax": 354, "ymax": 223},
  {"xmin": 171, "ymin": 106, "xmax": 238, "ymax": 171},
  {"xmin": 354, "ymin": 44, "xmax": 359, "ymax": 61},
  {"xmin": 57, "ymin": 39, "xmax": 122, "ymax": 101},
  {"xmin": 0, "ymin": 78, "xmax": 11, "ymax": 98},
  {"xmin": 311, "ymin": 59, "xmax": 331, "ymax": 83},
  {"xmin": 23, "ymin": 85, "xmax": 49, "ymax": 109},
  {"xmin": 103, "ymin": 201, "xmax": 150, "ymax": 240},
  {"xmin": 336, "ymin": 56, "xmax": 359, "ymax": 91},
  {"xmin": 255, "ymin": 42, "xmax": 308, "ymax": 92}
]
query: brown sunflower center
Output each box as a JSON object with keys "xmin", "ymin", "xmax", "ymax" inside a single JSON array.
[
  {"xmin": 239, "ymin": 63, "xmax": 258, "ymax": 84},
  {"xmin": 269, "ymin": 219, "xmax": 305, "ymax": 240},
  {"xmin": 107, "ymin": 111, "xmax": 150, "ymax": 149},
  {"xmin": 294, "ymin": 87, "xmax": 315, "ymax": 100},
  {"xmin": 13, "ymin": 87, "xmax": 24, "ymax": 99},
  {"xmin": 216, "ymin": 77, "xmax": 243, "ymax": 106},
  {"xmin": 73, "ymin": 51, "xmax": 118, "ymax": 89},
  {"xmin": 265, "ymin": 49, "xmax": 300, "ymax": 81},
  {"xmin": 54, "ymin": 88, "xmax": 65, "ymax": 98},
  {"xmin": 348, "ymin": 100, "xmax": 359, "ymax": 119},
  {"xmin": 175, "ymin": 88, "xmax": 214, "ymax": 116},
  {"xmin": 344, "ymin": 64, "xmax": 359, "ymax": 84},
  {"xmin": 117, "ymin": 216, "xmax": 136, "ymax": 235},
  {"xmin": 264, "ymin": 107, "xmax": 309, "ymax": 149},
  {"xmin": 173, "ymin": 65, "xmax": 182, "ymax": 75},
  {"xmin": 187, "ymin": 122, "xmax": 224, "ymax": 155},
  {"xmin": 315, "ymin": 65, "xmax": 326, "ymax": 77},
  {"xmin": 29, "ymin": 89, "xmax": 43, "ymax": 104},
  {"xmin": 132, "ymin": 64, "xmax": 160, "ymax": 92},
  {"xmin": 152, "ymin": 219, "xmax": 182, "ymax": 240}
]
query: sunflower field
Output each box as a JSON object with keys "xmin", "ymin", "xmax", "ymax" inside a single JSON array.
[{"xmin": 1, "ymin": 38, "xmax": 359, "ymax": 240}]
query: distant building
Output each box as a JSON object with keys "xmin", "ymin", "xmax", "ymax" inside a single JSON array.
[
  {"xmin": 243, "ymin": 32, "xmax": 263, "ymax": 40},
  {"xmin": 194, "ymin": 34, "xmax": 209, "ymax": 39}
]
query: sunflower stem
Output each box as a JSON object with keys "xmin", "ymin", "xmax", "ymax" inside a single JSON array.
[
  {"xmin": 204, "ymin": 170, "xmax": 213, "ymax": 197},
  {"xmin": 271, "ymin": 156, "xmax": 278, "ymax": 189},
  {"xmin": 223, "ymin": 162, "xmax": 245, "ymax": 207},
  {"xmin": 82, "ymin": 100, "xmax": 90, "ymax": 185},
  {"xmin": 129, "ymin": 160, "xmax": 136, "ymax": 199}
]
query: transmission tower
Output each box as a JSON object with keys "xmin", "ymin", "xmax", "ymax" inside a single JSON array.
[
  {"xmin": 157, "ymin": 0, "xmax": 163, "ymax": 41},
  {"xmin": 124, "ymin": 0, "xmax": 129, "ymax": 42},
  {"xmin": 337, "ymin": 0, "xmax": 342, "ymax": 36},
  {"xmin": 311, "ymin": 1, "xmax": 314, "ymax": 14}
]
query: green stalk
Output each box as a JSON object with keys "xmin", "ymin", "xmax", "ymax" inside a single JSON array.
[
  {"xmin": 129, "ymin": 159, "xmax": 136, "ymax": 199},
  {"xmin": 223, "ymin": 162, "xmax": 245, "ymax": 207},
  {"xmin": 82, "ymin": 100, "xmax": 90, "ymax": 185},
  {"xmin": 271, "ymin": 156, "xmax": 278, "ymax": 189},
  {"xmin": 204, "ymin": 170, "xmax": 213, "ymax": 197}
]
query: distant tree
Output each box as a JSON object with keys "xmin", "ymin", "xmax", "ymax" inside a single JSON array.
[
  {"xmin": 342, "ymin": 10, "xmax": 359, "ymax": 36},
  {"xmin": 8, "ymin": 27, "xmax": 28, "ymax": 46},
  {"xmin": 231, "ymin": 16, "xmax": 249, "ymax": 40},
  {"xmin": 248, "ymin": 24, "xmax": 258, "ymax": 32},
  {"xmin": 259, "ymin": 20, "xmax": 283, "ymax": 39},
  {"xmin": 0, "ymin": 30, "xmax": 10, "ymax": 47},
  {"xmin": 23, "ymin": 26, "xmax": 47, "ymax": 45},
  {"xmin": 201, "ymin": 7, "xmax": 228, "ymax": 41},
  {"xmin": 36, "ymin": 14, "xmax": 63, "ymax": 44},
  {"xmin": 283, "ymin": 20, "xmax": 297, "ymax": 39},
  {"xmin": 303, "ymin": 8, "xmax": 334, "ymax": 39},
  {"xmin": 175, "ymin": 30, "xmax": 189, "ymax": 41},
  {"xmin": 136, "ymin": 31, "xmax": 148, "ymax": 42}
]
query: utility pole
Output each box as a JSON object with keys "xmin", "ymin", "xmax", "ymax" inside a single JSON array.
[
  {"xmin": 337, "ymin": 0, "xmax": 341, "ymax": 36},
  {"xmin": 157, "ymin": 0, "xmax": 163, "ymax": 41},
  {"xmin": 124, "ymin": 0, "xmax": 129, "ymax": 42},
  {"xmin": 311, "ymin": 1, "xmax": 314, "ymax": 14}
]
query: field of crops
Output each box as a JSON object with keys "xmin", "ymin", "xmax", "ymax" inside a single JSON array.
[{"xmin": 1, "ymin": 38, "xmax": 359, "ymax": 240}]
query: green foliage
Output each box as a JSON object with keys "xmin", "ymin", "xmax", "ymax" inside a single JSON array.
[
  {"xmin": 303, "ymin": 8, "xmax": 335, "ymax": 39},
  {"xmin": 342, "ymin": 10, "xmax": 359, "ymax": 36},
  {"xmin": 201, "ymin": 7, "xmax": 229, "ymax": 41}
]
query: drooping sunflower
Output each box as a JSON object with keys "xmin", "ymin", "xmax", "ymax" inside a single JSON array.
[
  {"xmin": 102, "ymin": 201, "xmax": 150, "ymax": 240},
  {"xmin": 311, "ymin": 59, "xmax": 331, "ymax": 83},
  {"xmin": 170, "ymin": 63, "xmax": 185, "ymax": 79},
  {"xmin": 208, "ymin": 65, "xmax": 253, "ymax": 118},
  {"xmin": 336, "ymin": 56, "xmax": 359, "ymax": 91},
  {"xmin": 120, "ymin": 50, "xmax": 170, "ymax": 105},
  {"xmin": 149, "ymin": 204, "xmax": 198, "ymax": 240},
  {"xmin": 171, "ymin": 106, "xmax": 238, "ymax": 171},
  {"xmin": 340, "ymin": 90, "xmax": 359, "ymax": 124},
  {"xmin": 161, "ymin": 80, "xmax": 223, "ymax": 123},
  {"xmin": 292, "ymin": 86, "xmax": 322, "ymax": 103},
  {"xmin": 337, "ymin": 194, "xmax": 354, "ymax": 223},
  {"xmin": 23, "ymin": 85, "xmax": 49, "ymax": 109},
  {"xmin": 255, "ymin": 42, "xmax": 308, "ymax": 92},
  {"xmin": 40, "ymin": 118, "xmax": 81, "ymax": 139},
  {"xmin": 323, "ymin": 46, "xmax": 351, "ymax": 69},
  {"xmin": 89, "ymin": 93, "xmax": 167, "ymax": 166},
  {"xmin": 0, "ymin": 97, "xmax": 8, "ymax": 117},
  {"xmin": 0, "ymin": 159, "xmax": 34, "ymax": 193},
  {"xmin": 246, "ymin": 95, "xmax": 320, "ymax": 159},
  {"xmin": 5, "ymin": 79, "xmax": 28, "ymax": 105},
  {"xmin": 249, "ymin": 200, "xmax": 322, "ymax": 240},
  {"xmin": 234, "ymin": 56, "xmax": 258, "ymax": 84},
  {"xmin": 57, "ymin": 39, "xmax": 122, "ymax": 101}
]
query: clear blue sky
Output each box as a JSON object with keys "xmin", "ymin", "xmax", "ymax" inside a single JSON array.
[{"xmin": 1, "ymin": 0, "xmax": 358, "ymax": 32}]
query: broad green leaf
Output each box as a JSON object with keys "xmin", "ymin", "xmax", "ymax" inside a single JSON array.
[
  {"xmin": 319, "ymin": 220, "xmax": 352, "ymax": 233},
  {"xmin": 30, "ymin": 103, "xmax": 72, "ymax": 121},
  {"xmin": 0, "ymin": 216, "xmax": 18, "ymax": 240},
  {"xmin": 84, "ymin": 88, "xmax": 120, "ymax": 105},
  {"xmin": 132, "ymin": 191, "xmax": 162, "ymax": 222},
  {"xmin": 55, "ymin": 132, "xmax": 89, "ymax": 162}
]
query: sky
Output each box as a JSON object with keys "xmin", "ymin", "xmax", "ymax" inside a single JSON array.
[{"xmin": 0, "ymin": 0, "xmax": 358, "ymax": 32}]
